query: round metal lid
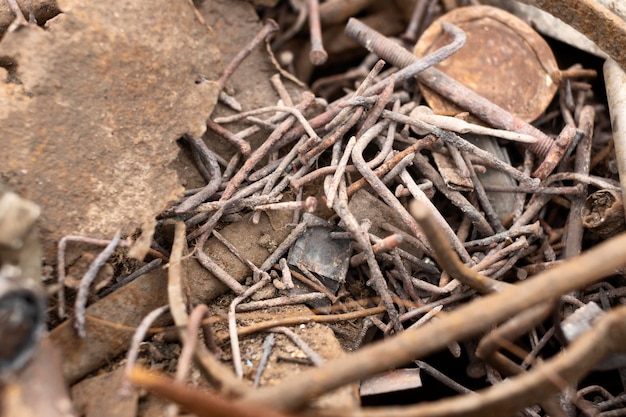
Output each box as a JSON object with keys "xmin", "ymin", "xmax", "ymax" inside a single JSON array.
[{"xmin": 414, "ymin": 5, "xmax": 560, "ymax": 123}]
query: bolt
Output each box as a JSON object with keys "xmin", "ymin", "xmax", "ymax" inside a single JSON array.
[{"xmin": 344, "ymin": 18, "xmax": 555, "ymax": 159}]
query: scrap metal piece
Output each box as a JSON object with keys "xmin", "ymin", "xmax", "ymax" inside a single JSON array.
[
  {"xmin": 560, "ymin": 302, "xmax": 604, "ymax": 344},
  {"xmin": 469, "ymin": 135, "xmax": 518, "ymax": 223},
  {"xmin": 360, "ymin": 368, "xmax": 422, "ymax": 396},
  {"xmin": 481, "ymin": 0, "xmax": 607, "ymax": 58},
  {"xmin": 582, "ymin": 189, "xmax": 626, "ymax": 239},
  {"xmin": 287, "ymin": 213, "xmax": 351, "ymax": 294},
  {"xmin": 414, "ymin": 5, "xmax": 560, "ymax": 123},
  {"xmin": 431, "ymin": 151, "xmax": 474, "ymax": 192},
  {"xmin": 561, "ymin": 302, "xmax": 626, "ymax": 370}
]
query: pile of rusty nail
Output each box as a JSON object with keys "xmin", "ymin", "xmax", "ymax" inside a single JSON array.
[{"xmin": 37, "ymin": 1, "xmax": 626, "ymax": 417}]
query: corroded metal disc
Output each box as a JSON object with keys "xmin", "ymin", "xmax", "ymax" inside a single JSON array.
[{"xmin": 414, "ymin": 5, "xmax": 560, "ymax": 123}]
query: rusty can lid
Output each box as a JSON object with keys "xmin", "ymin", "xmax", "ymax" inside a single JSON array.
[{"xmin": 414, "ymin": 5, "xmax": 560, "ymax": 123}]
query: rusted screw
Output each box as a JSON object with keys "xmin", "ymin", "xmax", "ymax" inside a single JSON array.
[{"xmin": 254, "ymin": 196, "xmax": 318, "ymax": 213}]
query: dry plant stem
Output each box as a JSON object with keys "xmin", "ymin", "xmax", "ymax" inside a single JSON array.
[
  {"xmin": 120, "ymin": 304, "xmax": 170, "ymax": 395},
  {"xmin": 177, "ymin": 137, "xmax": 222, "ymax": 213},
  {"xmin": 74, "ymin": 230, "xmax": 121, "ymax": 337},
  {"xmin": 229, "ymin": 275, "xmax": 272, "ymax": 379},
  {"xmin": 190, "ymin": 145, "xmax": 213, "ymax": 183},
  {"xmin": 129, "ymin": 367, "xmax": 293, "ymax": 417},
  {"xmin": 604, "ymin": 59, "xmax": 626, "ymax": 219},
  {"xmin": 218, "ymin": 19, "xmax": 279, "ymax": 89},
  {"xmin": 345, "ymin": 18, "xmax": 554, "ymax": 158},
  {"xmin": 412, "ymin": 153, "xmax": 494, "ymax": 236},
  {"xmin": 167, "ymin": 221, "xmax": 248, "ymax": 395},
  {"xmin": 376, "ymin": 99, "xmax": 402, "ymax": 166},
  {"xmin": 234, "ymin": 110, "xmax": 290, "ymax": 142},
  {"xmin": 564, "ymin": 105, "xmax": 595, "ymax": 259},
  {"xmin": 518, "ymin": 0, "xmax": 626, "ymax": 70},
  {"xmin": 411, "ymin": 202, "xmax": 505, "ymax": 294},
  {"xmin": 206, "ymin": 120, "xmax": 251, "ymax": 157},
  {"xmin": 271, "ymin": 327, "xmax": 324, "ymax": 366},
  {"xmin": 194, "ymin": 192, "xmax": 278, "ymax": 214},
  {"xmin": 307, "ymin": 0, "xmax": 327, "ymax": 65},
  {"xmin": 221, "ymin": 93, "xmax": 315, "ymax": 201},
  {"xmin": 296, "ymin": 263, "xmax": 339, "ymax": 304},
  {"xmin": 483, "ymin": 184, "xmax": 582, "ymax": 195},
  {"xmin": 6, "ymin": 0, "xmax": 25, "ymax": 20},
  {"xmin": 247, "ymin": 227, "xmax": 626, "ymax": 411}
]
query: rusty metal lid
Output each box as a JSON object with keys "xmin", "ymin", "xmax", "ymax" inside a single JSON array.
[{"xmin": 414, "ymin": 5, "xmax": 560, "ymax": 123}]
